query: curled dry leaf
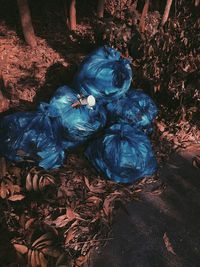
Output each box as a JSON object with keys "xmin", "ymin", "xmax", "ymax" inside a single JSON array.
[
  {"xmin": 30, "ymin": 249, "xmax": 39, "ymax": 267},
  {"xmin": 39, "ymin": 252, "xmax": 48, "ymax": 267},
  {"xmin": 52, "ymin": 214, "xmax": 71, "ymax": 228},
  {"xmin": 32, "ymin": 233, "xmax": 53, "ymax": 249},
  {"xmin": 25, "ymin": 218, "xmax": 36, "ymax": 230},
  {"xmin": 163, "ymin": 232, "xmax": 176, "ymax": 255},
  {"xmin": 0, "ymin": 181, "xmax": 7, "ymax": 199},
  {"xmin": 8, "ymin": 194, "xmax": 25, "ymax": 201},
  {"xmin": 50, "ymin": 208, "xmax": 80, "ymax": 228},
  {"xmin": 26, "ymin": 171, "xmax": 55, "ymax": 192},
  {"xmin": 84, "ymin": 176, "xmax": 106, "ymax": 194}
]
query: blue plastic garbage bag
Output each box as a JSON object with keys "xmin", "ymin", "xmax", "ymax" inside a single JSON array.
[
  {"xmin": 49, "ymin": 85, "xmax": 107, "ymax": 143},
  {"xmin": 0, "ymin": 103, "xmax": 66, "ymax": 169},
  {"xmin": 74, "ymin": 46, "xmax": 132, "ymax": 100},
  {"xmin": 85, "ymin": 123, "xmax": 157, "ymax": 183},
  {"xmin": 105, "ymin": 89, "xmax": 158, "ymax": 132},
  {"xmin": 0, "ymin": 85, "xmax": 106, "ymax": 169}
]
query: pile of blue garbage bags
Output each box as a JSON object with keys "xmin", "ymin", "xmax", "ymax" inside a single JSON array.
[{"xmin": 0, "ymin": 46, "xmax": 158, "ymax": 183}]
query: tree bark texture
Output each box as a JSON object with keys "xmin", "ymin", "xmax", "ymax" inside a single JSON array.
[
  {"xmin": 161, "ymin": 0, "xmax": 173, "ymax": 26},
  {"xmin": 63, "ymin": 0, "xmax": 70, "ymax": 29},
  {"xmin": 139, "ymin": 0, "xmax": 149, "ymax": 33},
  {"xmin": 17, "ymin": 0, "xmax": 37, "ymax": 47},
  {"xmin": 97, "ymin": 0, "xmax": 105, "ymax": 18},
  {"xmin": 69, "ymin": 0, "xmax": 76, "ymax": 30}
]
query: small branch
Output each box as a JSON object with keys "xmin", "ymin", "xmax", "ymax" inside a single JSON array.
[
  {"xmin": 161, "ymin": 0, "xmax": 173, "ymax": 27},
  {"xmin": 69, "ymin": 237, "xmax": 115, "ymax": 245},
  {"xmin": 97, "ymin": 0, "xmax": 105, "ymax": 18},
  {"xmin": 139, "ymin": 0, "xmax": 149, "ymax": 33}
]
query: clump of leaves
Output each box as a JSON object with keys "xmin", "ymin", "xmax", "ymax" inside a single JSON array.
[
  {"xmin": 13, "ymin": 224, "xmax": 61, "ymax": 267},
  {"xmin": 0, "ymin": 174, "xmax": 25, "ymax": 201},
  {"xmin": 25, "ymin": 167, "xmax": 56, "ymax": 192}
]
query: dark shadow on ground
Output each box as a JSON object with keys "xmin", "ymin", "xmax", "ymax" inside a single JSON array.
[
  {"xmin": 32, "ymin": 62, "xmax": 78, "ymax": 104},
  {"xmin": 86, "ymin": 147, "xmax": 200, "ymax": 267}
]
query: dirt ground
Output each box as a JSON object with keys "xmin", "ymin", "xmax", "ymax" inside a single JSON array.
[{"xmin": 86, "ymin": 145, "xmax": 200, "ymax": 267}]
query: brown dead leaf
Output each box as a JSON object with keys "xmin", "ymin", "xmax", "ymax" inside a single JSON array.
[
  {"xmin": 75, "ymin": 254, "xmax": 89, "ymax": 266},
  {"xmin": 86, "ymin": 196, "xmax": 102, "ymax": 207},
  {"xmin": 65, "ymin": 228, "xmax": 76, "ymax": 244},
  {"xmin": 8, "ymin": 194, "xmax": 25, "ymax": 201},
  {"xmin": 31, "ymin": 249, "xmax": 38, "ymax": 267},
  {"xmin": 25, "ymin": 218, "xmax": 36, "ymax": 230},
  {"xmin": 52, "ymin": 214, "xmax": 69, "ymax": 228},
  {"xmin": 39, "ymin": 252, "xmax": 48, "ymax": 267},
  {"xmin": 84, "ymin": 176, "xmax": 105, "ymax": 194},
  {"xmin": 0, "ymin": 181, "xmax": 7, "ymax": 199},
  {"xmin": 103, "ymin": 197, "xmax": 113, "ymax": 217},
  {"xmin": 26, "ymin": 173, "xmax": 32, "ymax": 191},
  {"xmin": 66, "ymin": 207, "xmax": 77, "ymax": 221},
  {"xmin": 32, "ymin": 233, "xmax": 53, "ymax": 249},
  {"xmin": 13, "ymin": 243, "xmax": 28, "ymax": 254},
  {"xmin": 32, "ymin": 174, "xmax": 39, "ymax": 191},
  {"xmin": 163, "ymin": 232, "xmax": 176, "ymax": 255},
  {"xmin": 156, "ymin": 121, "xmax": 166, "ymax": 132}
]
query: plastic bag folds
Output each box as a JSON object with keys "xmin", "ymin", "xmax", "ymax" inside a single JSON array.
[
  {"xmin": 74, "ymin": 46, "xmax": 132, "ymax": 101},
  {"xmin": 85, "ymin": 123, "xmax": 157, "ymax": 183},
  {"xmin": 49, "ymin": 85, "xmax": 107, "ymax": 144},
  {"xmin": 106, "ymin": 89, "xmax": 158, "ymax": 132}
]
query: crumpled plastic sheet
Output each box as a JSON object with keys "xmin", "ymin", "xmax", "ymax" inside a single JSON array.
[
  {"xmin": 0, "ymin": 104, "xmax": 65, "ymax": 169},
  {"xmin": 74, "ymin": 46, "xmax": 132, "ymax": 101},
  {"xmin": 85, "ymin": 123, "xmax": 157, "ymax": 183},
  {"xmin": 0, "ymin": 85, "xmax": 106, "ymax": 169},
  {"xmin": 49, "ymin": 86, "xmax": 107, "ymax": 143},
  {"xmin": 105, "ymin": 88, "xmax": 158, "ymax": 132}
]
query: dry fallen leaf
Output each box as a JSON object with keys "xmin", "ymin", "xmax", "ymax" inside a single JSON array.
[
  {"xmin": 13, "ymin": 243, "xmax": 28, "ymax": 255},
  {"xmin": 163, "ymin": 232, "xmax": 176, "ymax": 255},
  {"xmin": 8, "ymin": 194, "xmax": 25, "ymax": 201}
]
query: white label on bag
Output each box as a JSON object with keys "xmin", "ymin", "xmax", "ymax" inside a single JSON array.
[{"xmin": 87, "ymin": 95, "xmax": 96, "ymax": 107}]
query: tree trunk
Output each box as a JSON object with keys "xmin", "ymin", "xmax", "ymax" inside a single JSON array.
[
  {"xmin": 139, "ymin": 0, "xmax": 149, "ymax": 33},
  {"xmin": 161, "ymin": 0, "xmax": 173, "ymax": 27},
  {"xmin": 17, "ymin": 0, "xmax": 37, "ymax": 47},
  {"xmin": 69, "ymin": 0, "xmax": 76, "ymax": 30},
  {"xmin": 0, "ymin": 54, "xmax": 10, "ymax": 112},
  {"xmin": 97, "ymin": 0, "xmax": 105, "ymax": 18},
  {"xmin": 63, "ymin": 0, "xmax": 70, "ymax": 29}
]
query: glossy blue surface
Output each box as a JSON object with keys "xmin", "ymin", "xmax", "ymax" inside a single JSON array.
[
  {"xmin": 74, "ymin": 46, "xmax": 132, "ymax": 100},
  {"xmin": 85, "ymin": 123, "xmax": 157, "ymax": 183},
  {"xmin": 0, "ymin": 86, "xmax": 106, "ymax": 169},
  {"xmin": 106, "ymin": 88, "xmax": 158, "ymax": 132}
]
